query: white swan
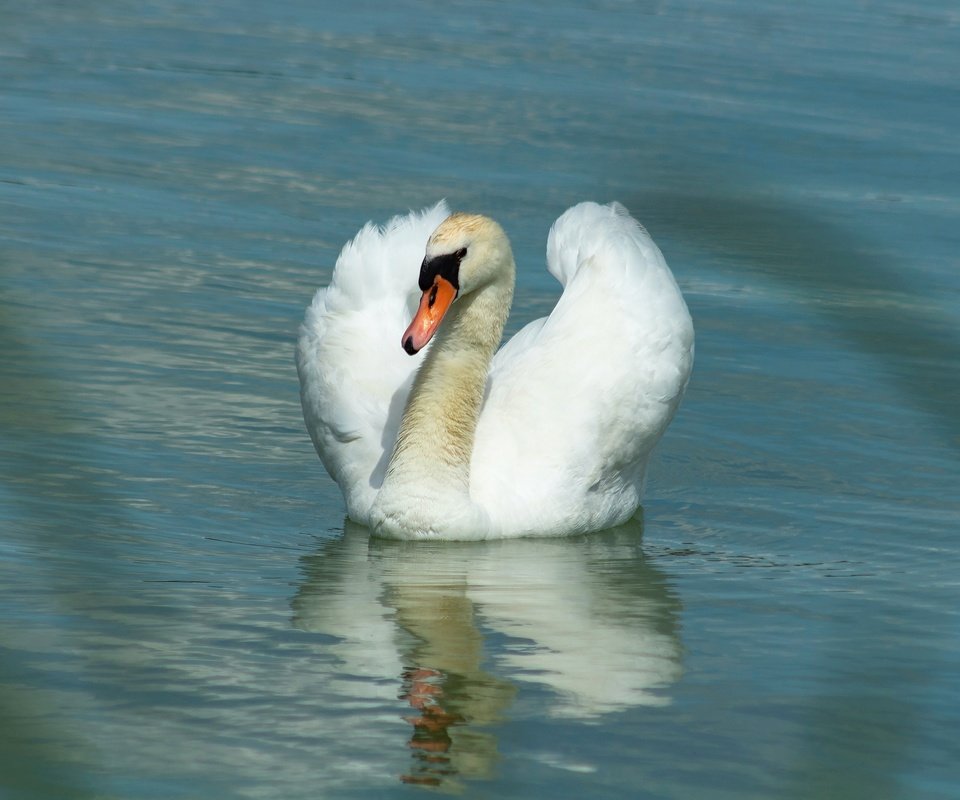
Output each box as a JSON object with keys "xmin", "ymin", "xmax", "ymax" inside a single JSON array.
[{"xmin": 296, "ymin": 201, "xmax": 693, "ymax": 539}]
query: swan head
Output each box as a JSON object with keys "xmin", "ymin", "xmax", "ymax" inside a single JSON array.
[{"xmin": 402, "ymin": 212, "xmax": 513, "ymax": 355}]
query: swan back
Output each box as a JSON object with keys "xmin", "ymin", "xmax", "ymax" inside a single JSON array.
[{"xmin": 470, "ymin": 201, "xmax": 694, "ymax": 536}]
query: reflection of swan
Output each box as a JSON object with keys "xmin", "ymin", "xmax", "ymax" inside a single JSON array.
[
  {"xmin": 296, "ymin": 203, "xmax": 694, "ymax": 539},
  {"xmin": 292, "ymin": 520, "xmax": 682, "ymax": 788}
]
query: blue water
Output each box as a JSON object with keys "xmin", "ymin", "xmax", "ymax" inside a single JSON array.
[{"xmin": 2, "ymin": 1, "xmax": 959, "ymax": 798}]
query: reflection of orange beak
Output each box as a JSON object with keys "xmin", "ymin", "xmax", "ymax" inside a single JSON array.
[{"xmin": 402, "ymin": 276, "xmax": 457, "ymax": 355}]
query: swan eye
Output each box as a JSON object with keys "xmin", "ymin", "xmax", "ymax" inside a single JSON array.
[{"xmin": 418, "ymin": 250, "xmax": 463, "ymax": 292}]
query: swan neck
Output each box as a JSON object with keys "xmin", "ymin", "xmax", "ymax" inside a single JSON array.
[{"xmin": 386, "ymin": 272, "xmax": 513, "ymax": 488}]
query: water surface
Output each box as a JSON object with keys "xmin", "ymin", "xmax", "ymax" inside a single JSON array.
[{"xmin": 1, "ymin": 1, "xmax": 959, "ymax": 798}]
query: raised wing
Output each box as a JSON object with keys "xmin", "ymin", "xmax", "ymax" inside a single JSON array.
[
  {"xmin": 296, "ymin": 202, "xmax": 449, "ymax": 521},
  {"xmin": 470, "ymin": 202, "xmax": 694, "ymax": 535}
]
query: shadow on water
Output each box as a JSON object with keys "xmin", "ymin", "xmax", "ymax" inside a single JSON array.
[
  {"xmin": 620, "ymin": 183, "xmax": 954, "ymax": 798},
  {"xmin": 0, "ymin": 296, "xmax": 114, "ymax": 799},
  {"xmin": 291, "ymin": 517, "xmax": 683, "ymax": 791},
  {"xmin": 624, "ymin": 185, "xmax": 960, "ymax": 451}
]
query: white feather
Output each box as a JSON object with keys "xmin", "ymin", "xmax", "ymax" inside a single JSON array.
[
  {"xmin": 296, "ymin": 202, "xmax": 449, "ymax": 519},
  {"xmin": 297, "ymin": 201, "xmax": 694, "ymax": 538}
]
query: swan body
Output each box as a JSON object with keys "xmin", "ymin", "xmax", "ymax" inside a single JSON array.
[{"xmin": 296, "ymin": 202, "xmax": 693, "ymax": 540}]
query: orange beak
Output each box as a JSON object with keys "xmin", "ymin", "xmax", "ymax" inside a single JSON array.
[{"xmin": 402, "ymin": 276, "xmax": 457, "ymax": 355}]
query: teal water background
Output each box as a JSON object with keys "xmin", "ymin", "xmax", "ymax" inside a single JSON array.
[{"xmin": 2, "ymin": 1, "xmax": 959, "ymax": 797}]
